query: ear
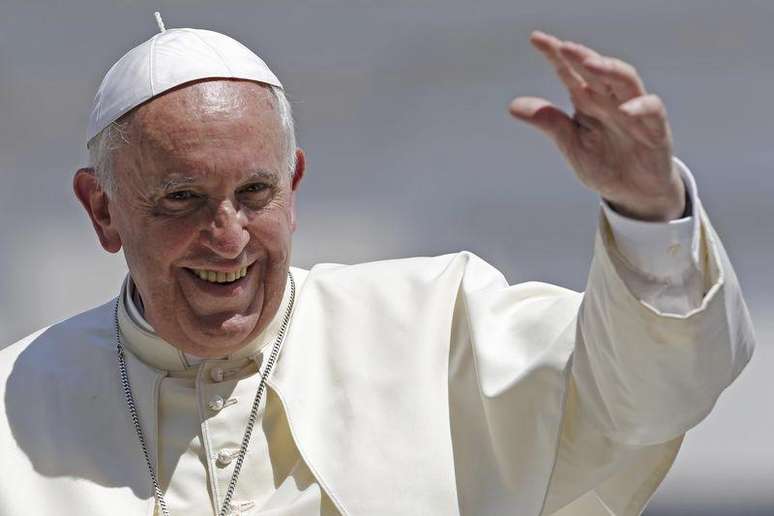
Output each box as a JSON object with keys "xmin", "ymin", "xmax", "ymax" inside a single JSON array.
[
  {"xmin": 291, "ymin": 148, "xmax": 305, "ymax": 191},
  {"xmin": 289, "ymin": 148, "xmax": 305, "ymax": 232},
  {"xmin": 73, "ymin": 168, "xmax": 123, "ymax": 253}
]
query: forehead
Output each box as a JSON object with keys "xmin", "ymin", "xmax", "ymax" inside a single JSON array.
[{"xmin": 126, "ymin": 79, "xmax": 284, "ymax": 169}]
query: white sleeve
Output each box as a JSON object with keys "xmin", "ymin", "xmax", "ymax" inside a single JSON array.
[
  {"xmin": 541, "ymin": 174, "xmax": 756, "ymax": 513},
  {"xmin": 574, "ymin": 191, "xmax": 755, "ymax": 446},
  {"xmin": 600, "ymin": 157, "xmax": 704, "ymax": 314}
]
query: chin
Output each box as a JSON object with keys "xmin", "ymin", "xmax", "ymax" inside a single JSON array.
[{"xmin": 185, "ymin": 311, "xmax": 262, "ymax": 356}]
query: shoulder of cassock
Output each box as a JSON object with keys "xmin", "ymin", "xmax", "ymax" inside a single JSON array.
[{"xmin": 270, "ymin": 254, "xmax": 587, "ymax": 515}]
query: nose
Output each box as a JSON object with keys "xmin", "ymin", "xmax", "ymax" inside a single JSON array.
[{"xmin": 202, "ymin": 200, "xmax": 249, "ymax": 259}]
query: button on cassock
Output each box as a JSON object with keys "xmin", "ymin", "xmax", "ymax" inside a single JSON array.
[
  {"xmin": 210, "ymin": 367, "xmax": 224, "ymax": 382},
  {"xmin": 208, "ymin": 396, "xmax": 225, "ymax": 411},
  {"xmin": 227, "ymin": 501, "xmax": 257, "ymax": 515},
  {"xmin": 216, "ymin": 449, "xmax": 237, "ymax": 466}
]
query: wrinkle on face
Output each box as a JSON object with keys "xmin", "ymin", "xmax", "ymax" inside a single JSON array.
[{"xmin": 106, "ymin": 79, "xmax": 297, "ymax": 357}]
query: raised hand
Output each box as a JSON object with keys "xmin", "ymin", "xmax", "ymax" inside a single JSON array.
[{"xmin": 510, "ymin": 31, "xmax": 686, "ymax": 221}]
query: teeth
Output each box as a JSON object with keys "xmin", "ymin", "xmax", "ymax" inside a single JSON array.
[{"xmin": 191, "ymin": 266, "xmax": 248, "ymax": 284}]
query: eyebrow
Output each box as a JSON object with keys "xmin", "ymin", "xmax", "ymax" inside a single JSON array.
[
  {"xmin": 158, "ymin": 175, "xmax": 197, "ymax": 192},
  {"xmin": 155, "ymin": 169, "xmax": 278, "ymax": 193}
]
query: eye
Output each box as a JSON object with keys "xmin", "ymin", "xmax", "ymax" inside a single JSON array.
[
  {"xmin": 237, "ymin": 182, "xmax": 273, "ymax": 209},
  {"xmin": 166, "ymin": 190, "xmax": 198, "ymax": 202},
  {"xmin": 239, "ymin": 183, "xmax": 269, "ymax": 194}
]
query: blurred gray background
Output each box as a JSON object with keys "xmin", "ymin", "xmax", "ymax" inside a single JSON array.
[{"xmin": 1, "ymin": 1, "xmax": 771, "ymax": 514}]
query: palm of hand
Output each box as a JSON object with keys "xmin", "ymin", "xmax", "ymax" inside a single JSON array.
[{"xmin": 510, "ymin": 32, "xmax": 684, "ymax": 222}]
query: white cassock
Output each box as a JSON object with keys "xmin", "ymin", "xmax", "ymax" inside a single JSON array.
[{"xmin": 0, "ymin": 161, "xmax": 755, "ymax": 516}]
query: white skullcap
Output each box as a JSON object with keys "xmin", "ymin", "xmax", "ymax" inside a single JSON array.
[{"xmin": 86, "ymin": 18, "xmax": 282, "ymax": 146}]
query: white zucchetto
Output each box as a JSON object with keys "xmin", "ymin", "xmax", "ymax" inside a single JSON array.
[{"xmin": 86, "ymin": 20, "xmax": 282, "ymax": 146}]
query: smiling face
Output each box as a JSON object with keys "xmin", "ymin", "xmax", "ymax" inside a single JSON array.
[{"xmin": 76, "ymin": 80, "xmax": 304, "ymax": 357}]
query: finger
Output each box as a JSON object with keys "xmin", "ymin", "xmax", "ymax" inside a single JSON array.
[
  {"xmin": 619, "ymin": 94, "xmax": 671, "ymax": 147},
  {"xmin": 509, "ymin": 96, "xmax": 578, "ymax": 150},
  {"xmin": 530, "ymin": 31, "xmax": 585, "ymax": 93},
  {"xmin": 558, "ymin": 41, "xmax": 612, "ymax": 97},
  {"xmin": 583, "ymin": 56, "xmax": 647, "ymax": 103},
  {"xmin": 532, "ymin": 34, "xmax": 611, "ymax": 120}
]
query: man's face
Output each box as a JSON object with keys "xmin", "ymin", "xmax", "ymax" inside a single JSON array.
[{"xmin": 98, "ymin": 80, "xmax": 302, "ymax": 357}]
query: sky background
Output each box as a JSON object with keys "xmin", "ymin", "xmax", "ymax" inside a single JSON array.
[{"xmin": 1, "ymin": 1, "xmax": 772, "ymax": 514}]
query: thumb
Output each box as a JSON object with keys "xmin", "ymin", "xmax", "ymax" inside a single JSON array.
[{"xmin": 509, "ymin": 96, "xmax": 577, "ymax": 150}]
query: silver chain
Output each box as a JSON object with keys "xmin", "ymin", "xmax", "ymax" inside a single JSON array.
[{"xmin": 115, "ymin": 271, "xmax": 296, "ymax": 516}]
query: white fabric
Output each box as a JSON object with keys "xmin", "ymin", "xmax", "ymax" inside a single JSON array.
[
  {"xmin": 0, "ymin": 202, "xmax": 755, "ymax": 515},
  {"xmin": 86, "ymin": 27, "xmax": 282, "ymax": 144}
]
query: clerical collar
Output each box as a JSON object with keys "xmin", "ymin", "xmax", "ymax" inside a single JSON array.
[
  {"xmin": 117, "ymin": 274, "xmax": 296, "ymax": 372},
  {"xmin": 124, "ymin": 277, "xmax": 155, "ymax": 334}
]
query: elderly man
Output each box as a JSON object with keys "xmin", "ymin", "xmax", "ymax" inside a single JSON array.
[{"xmin": 0, "ymin": 18, "xmax": 755, "ymax": 516}]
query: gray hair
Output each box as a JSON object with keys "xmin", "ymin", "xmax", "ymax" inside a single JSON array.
[{"xmin": 87, "ymin": 84, "xmax": 296, "ymax": 197}]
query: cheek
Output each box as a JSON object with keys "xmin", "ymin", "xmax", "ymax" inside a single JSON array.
[
  {"xmin": 247, "ymin": 210, "xmax": 293, "ymax": 262},
  {"xmin": 124, "ymin": 218, "xmax": 200, "ymax": 278}
]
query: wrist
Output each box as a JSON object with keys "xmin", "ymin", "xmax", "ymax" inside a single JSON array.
[{"xmin": 605, "ymin": 168, "xmax": 687, "ymax": 222}]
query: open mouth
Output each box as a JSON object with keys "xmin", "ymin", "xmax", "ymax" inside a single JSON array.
[{"xmin": 186, "ymin": 265, "xmax": 249, "ymax": 285}]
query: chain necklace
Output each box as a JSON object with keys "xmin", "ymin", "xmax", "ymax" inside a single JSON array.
[{"xmin": 115, "ymin": 272, "xmax": 296, "ymax": 516}]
